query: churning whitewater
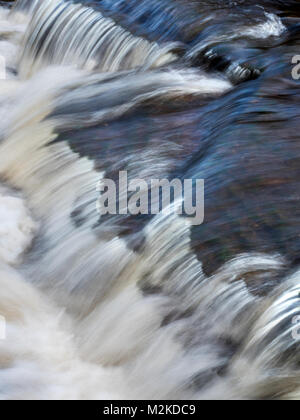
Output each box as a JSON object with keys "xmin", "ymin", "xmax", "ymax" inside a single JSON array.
[{"xmin": 0, "ymin": 0, "xmax": 300, "ymax": 400}]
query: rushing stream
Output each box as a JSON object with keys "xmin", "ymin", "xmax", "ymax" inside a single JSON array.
[{"xmin": 0, "ymin": 0, "xmax": 300, "ymax": 399}]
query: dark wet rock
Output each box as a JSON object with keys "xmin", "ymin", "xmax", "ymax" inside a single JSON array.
[
  {"xmin": 189, "ymin": 46, "xmax": 262, "ymax": 84},
  {"xmin": 0, "ymin": 1, "xmax": 14, "ymax": 7}
]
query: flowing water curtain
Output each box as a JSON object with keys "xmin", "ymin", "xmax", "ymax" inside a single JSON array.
[
  {"xmin": 1, "ymin": 0, "xmax": 300, "ymax": 400},
  {"xmin": 14, "ymin": 0, "xmax": 180, "ymax": 78}
]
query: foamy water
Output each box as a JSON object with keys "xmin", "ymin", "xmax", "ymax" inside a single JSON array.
[{"xmin": 0, "ymin": 0, "xmax": 299, "ymax": 400}]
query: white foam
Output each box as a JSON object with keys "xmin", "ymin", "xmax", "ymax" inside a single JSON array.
[
  {"xmin": 241, "ymin": 13, "xmax": 286, "ymax": 39},
  {"xmin": 0, "ymin": 190, "xmax": 37, "ymax": 265}
]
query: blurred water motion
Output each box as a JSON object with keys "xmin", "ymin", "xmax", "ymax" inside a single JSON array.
[{"xmin": 0, "ymin": 0, "xmax": 299, "ymax": 400}]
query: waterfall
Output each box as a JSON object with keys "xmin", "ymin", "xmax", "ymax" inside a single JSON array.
[
  {"xmin": 16, "ymin": 0, "xmax": 180, "ymax": 78},
  {"xmin": 0, "ymin": 0, "xmax": 299, "ymax": 400}
]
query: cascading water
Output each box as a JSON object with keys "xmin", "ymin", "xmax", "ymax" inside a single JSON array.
[
  {"xmin": 17, "ymin": 0, "xmax": 181, "ymax": 77},
  {"xmin": 0, "ymin": 0, "xmax": 300, "ymax": 400}
]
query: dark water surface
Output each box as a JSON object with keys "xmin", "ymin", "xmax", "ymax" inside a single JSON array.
[{"xmin": 64, "ymin": 0, "xmax": 300, "ymax": 286}]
